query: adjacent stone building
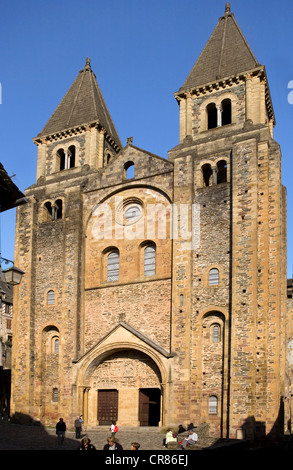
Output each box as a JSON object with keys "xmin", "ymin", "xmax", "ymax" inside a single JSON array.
[{"xmin": 11, "ymin": 4, "xmax": 288, "ymax": 441}]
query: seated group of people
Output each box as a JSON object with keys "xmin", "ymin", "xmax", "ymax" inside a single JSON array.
[
  {"xmin": 164, "ymin": 423, "xmax": 198, "ymax": 449},
  {"xmin": 79, "ymin": 436, "xmax": 140, "ymax": 451}
]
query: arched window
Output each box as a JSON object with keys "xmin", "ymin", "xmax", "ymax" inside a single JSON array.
[
  {"xmin": 57, "ymin": 146, "xmax": 76, "ymax": 171},
  {"xmin": 47, "ymin": 290, "xmax": 55, "ymax": 305},
  {"xmin": 53, "ymin": 199, "xmax": 63, "ymax": 219},
  {"xmin": 212, "ymin": 324, "xmax": 221, "ymax": 343},
  {"xmin": 202, "ymin": 164, "xmax": 213, "ymax": 187},
  {"xmin": 144, "ymin": 243, "xmax": 156, "ymax": 276},
  {"xmin": 216, "ymin": 160, "xmax": 227, "ymax": 184},
  {"xmin": 54, "ymin": 337, "xmax": 59, "ymax": 354},
  {"xmin": 124, "ymin": 161, "xmax": 135, "ymax": 179},
  {"xmin": 209, "ymin": 396, "xmax": 218, "ymax": 414},
  {"xmin": 42, "ymin": 199, "xmax": 63, "ymax": 222},
  {"xmin": 43, "ymin": 201, "xmax": 53, "ymax": 221},
  {"xmin": 68, "ymin": 145, "xmax": 76, "ymax": 168},
  {"xmin": 209, "ymin": 268, "xmax": 219, "ymax": 286},
  {"xmin": 221, "ymin": 99, "xmax": 232, "ymax": 126},
  {"xmin": 57, "ymin": 148, "xmax": 66, "ymax": 171},
  {"xmin": 106, "ymin": 152, "xmax": 112, "ymax": 164},
  {"xmin": 207, "ymin": 103, "xmax": 217, "ymax": 129},
  {"xmin": 107, "ymin": 250, "xmax": 119, "ymax": 281}
]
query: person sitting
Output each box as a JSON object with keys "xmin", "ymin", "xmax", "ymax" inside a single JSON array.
[
  {"xmin": 79, "ymin": 437, "xmax": 96, "ymax": 450},
  {"xmin": 177, "ymin": 424, "xmax": 186, "ymax": 434},
  {"xmin": 181, "ymin": 429, "xmax": 198, "ymax": 449},
  {"xmin": 130, "ymin": 442, "xmax": 140, "ymax": 450},
  {"xmin": 163, "ymin": 429, "xmax": 178, "ymax": 448},
  {"xmin": 103, "ymin": 436, "xmax": 123, "ymax": 450}
]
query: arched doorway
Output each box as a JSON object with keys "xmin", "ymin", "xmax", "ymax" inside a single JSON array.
[{"xmin": 86, "ymin": 349, "xmax": 163, "ymax": 427}]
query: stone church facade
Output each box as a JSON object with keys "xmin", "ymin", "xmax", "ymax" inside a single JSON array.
[{"xmin": 11, "ymin": 4, "xmax": 288, "ymax": 441}]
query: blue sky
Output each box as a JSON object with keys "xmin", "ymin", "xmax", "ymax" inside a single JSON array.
[{"xmin": 0, "ymin": 0, "xmax": 293, "ymax": 275}]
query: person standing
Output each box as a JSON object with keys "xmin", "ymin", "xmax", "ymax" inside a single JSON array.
[
  {"xmin": 110, "ymin": 421, "xmax": 118, "ymax": 437},
  {"xmin": 56, "ymin": 418, "xmax": 66, "ymax": 446},
  {"xmin": 75, "ymin": 416, "xmax": 82, "ymax": 438}
]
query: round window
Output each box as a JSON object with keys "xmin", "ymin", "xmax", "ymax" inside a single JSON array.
[
  {"xmin": 115, "ymin": 197, "xmax": 143, "ymax": 226},
  {"xmin": 124, "ymin": 205, "xmax": 141, "ymax": 222}
]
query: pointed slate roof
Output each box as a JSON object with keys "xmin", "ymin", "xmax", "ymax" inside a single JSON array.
[
  {"xmin": 179, "ymin": 3, "xmax": 261, "ymax": 92},
  {"xmin": 37, "ymin": 58, "xmax": 122, "ymax": 148}
]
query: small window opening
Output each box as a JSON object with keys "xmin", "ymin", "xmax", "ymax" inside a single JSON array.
[
  {"xmin": 68, "ymin": 145, "xmax": 76, "ymax": 168},
  {"xmin": 47, "ymin": 290, "xmax": 55, "ymax": 305},
  {"xmin": 144, "ymin": 243, "xmax": 156, "ymax": 276},
  {"xmin": 52, "ymin": 388, "xmax": 59, "ymax": 402},
  {"xmin": 44, "ymin": 201, "xmax": 53, "ymax": 221},
  {"xmin": 209, "ymin": 396, "xmax": 218, "ymax": 414},
  {"xmin": 125, "ymin": 205, "xmax": 141, "ymax": 222},
  {"xmin": 124, "ymin": 161, "xmax": 135, "ymax": 179},
  {"xmin": 212, "ymin": 324, "xmax": 220, "ymax": 343},
  {"xmin": 107, "ymin": 250, "xmax": 119, "ymax": 281},
  {"xmin": 221, "ymin": 99, "xmax": 232, "ymax": 126},
  {"xmin": 180, "ymin": 294, "xmax": 184, "ymax": 307},
  {"xmin": 57, "ymin": 146, "xmax": 76, "ymax": 171},
  {"xmin": 54, "ymin": 338, "xmax": 59, "ymax": 354},
  {"xmin": 207, "ymin": 103, "xmax": 217, "ymax": 129},
  {"xmin": 209, "ymin": 268, "xmax": 219, "ymax": 286},
  {"xmin": 217, "ymin": 160, "xmax": 227, "ymax": 184},
  {"xmin": 202, "ymin": 164, "xmax": 213, "ymax": 187},
  {"xmin": 57, "ymin": 149, "xmax": 66, "ymax": 171}
]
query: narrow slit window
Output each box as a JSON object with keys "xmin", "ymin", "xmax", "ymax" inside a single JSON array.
[
  {"xmin": 212, "ymin": 324, "xmax": 220, "ymax": 343},
  {"xmin": 144, "ymin": 244, "xmax": 156, "ymax": 276},
  {"xmin": 107, "ymin": 250, "xmax": 119, "ymax": 281},
  {"xmin": 54, "ymin": 338, "xmax": 59, "ymax": 354}
]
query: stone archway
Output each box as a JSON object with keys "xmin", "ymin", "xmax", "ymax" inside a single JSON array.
[{"xmin": 85, "ymin": 349, "xmax": 163, "ymax": 427}]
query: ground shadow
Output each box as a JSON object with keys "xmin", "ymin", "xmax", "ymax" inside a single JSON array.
[
  {"xmin": 204, "ymin": 397, "xmax": 293, "ymax": 451},
  {"xmin": 0, "ymin": 413, "xmax": 81, "ymax": 450}
]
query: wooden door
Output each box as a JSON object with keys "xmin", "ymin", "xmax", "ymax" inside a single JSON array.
[
  {"xmin": 139, "ymin": 389, "xmax": 149, "ymax": 426},
  {"xmin": 98, "ymin": 389, "xmax": 118, "ymax": 425}
]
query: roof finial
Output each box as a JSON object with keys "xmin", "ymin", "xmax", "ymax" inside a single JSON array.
[
  {"xmin": 86, "ymin": 57, "xmax": 91, "ymax": 66},
  {"xmin": 225, "ymin": 2, "xmax": 231, "ymax": 13}
]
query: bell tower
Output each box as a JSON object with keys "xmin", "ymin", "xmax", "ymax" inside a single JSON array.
[
  {"xmin": 11, "ymin": 59, "xmax": 122, "ymax": 423},
  {"xmin": 169, "ymin": 3, "xmax": 287, "ymax": 440},
  {"xmin": 33, "ymin": 57, "xmax": 122, "ymax": 183},
  {"xmin": 175, "ymin": 2, "xmax": 275, "ymax": 144}
]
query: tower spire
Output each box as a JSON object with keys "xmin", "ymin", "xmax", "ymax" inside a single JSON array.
[{"xmin": 225, "ymin": 2, "xmax": 231, "ymax": 14}]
